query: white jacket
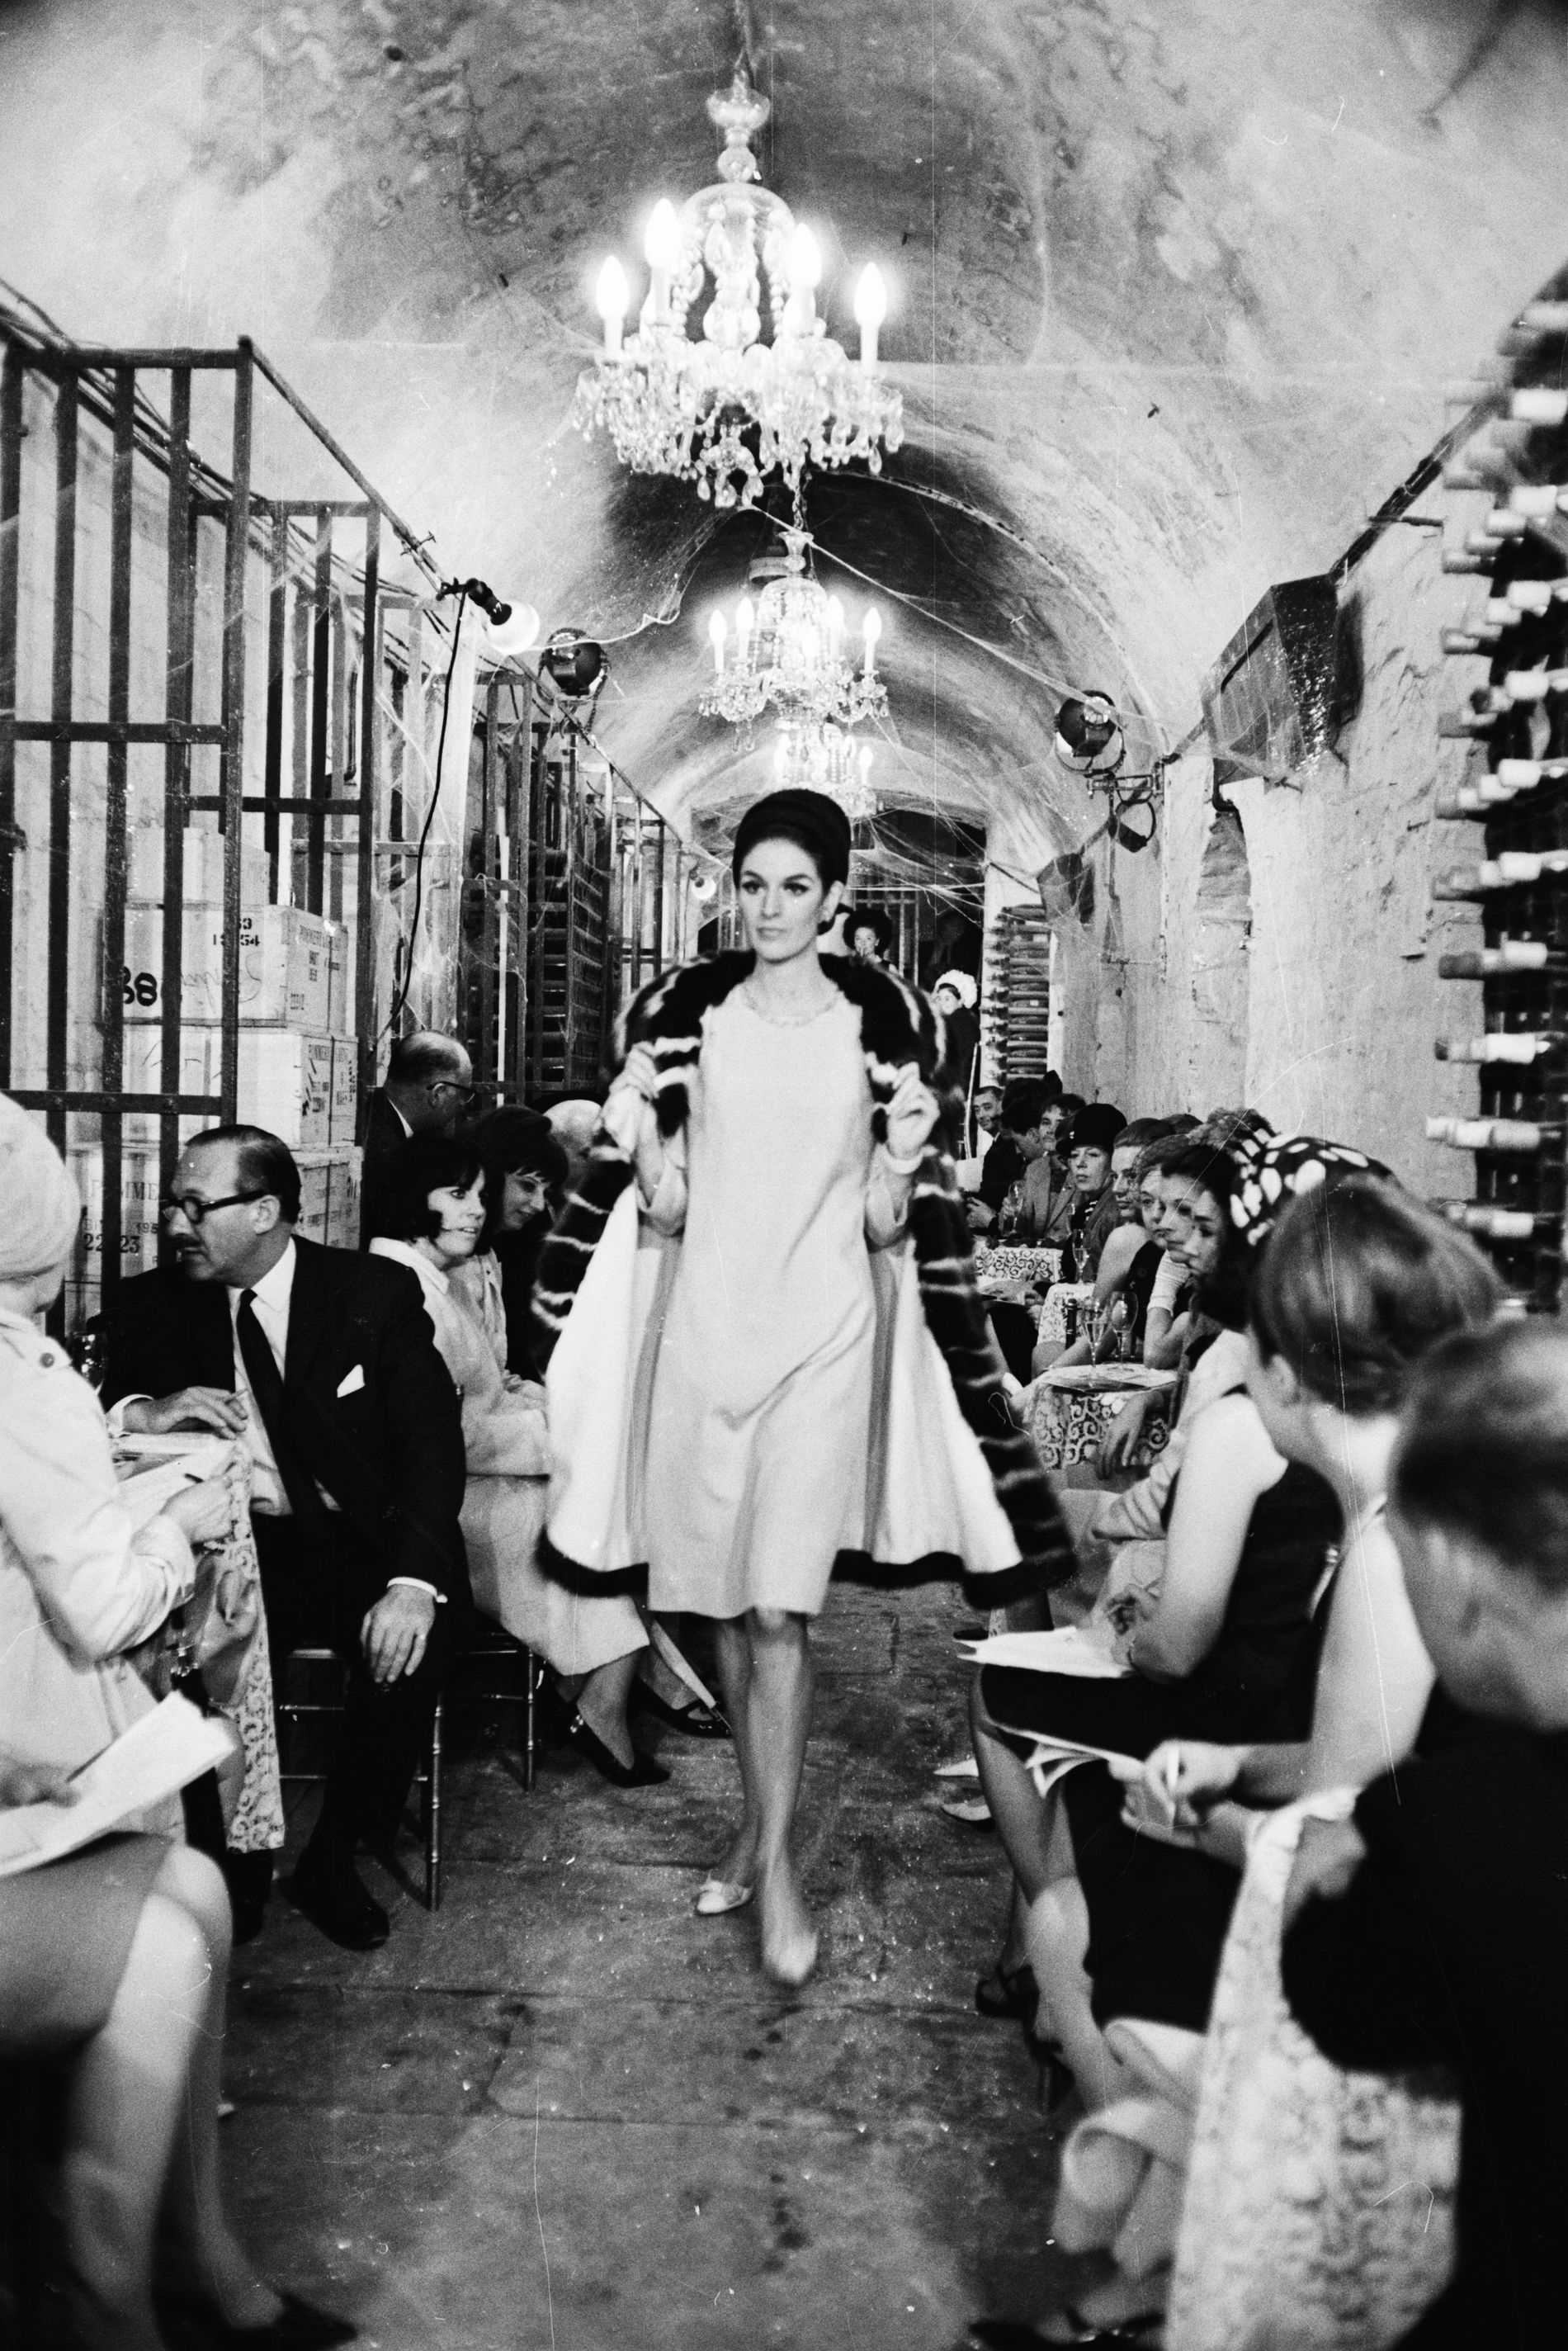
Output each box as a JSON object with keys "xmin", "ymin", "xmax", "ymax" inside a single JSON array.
[{"xmin": 0, "ymin": 1305, "xmax": 194, "ymax": 1777}]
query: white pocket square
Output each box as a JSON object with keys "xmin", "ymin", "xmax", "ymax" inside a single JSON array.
[{"xmin": 336, "ymin": 1365, "xmax": 366, "ymax": 1398}]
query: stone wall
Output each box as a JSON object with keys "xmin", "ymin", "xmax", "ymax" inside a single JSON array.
[{"xmin": 1062, "ymin": 488, "xmax": 1489, "ymax": 1196}]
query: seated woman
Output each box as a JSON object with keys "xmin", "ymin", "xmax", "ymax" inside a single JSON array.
[
  {"xmin": 470, "ymin": 1106, "xmax": 569, "ymax": 1381},
  {"xmin": 1091, "ymin": 1136, "xmax": 1249, "ymax": 1477},
  {"xmin": 966, "ymin": 1176, "xmax": 1497, "ymax": 2351},
  {"xmin": 0, "ymin": 1095, "xmax": 340, "ymax": 2351},
  {"xmin": 973, "ymin": 1138, "xmax": 1340, "ymax": 2093},
  {"xmin": 1043, "ymin": 1122, "xmax": 1174, "ymax": 1371},
  {"xmin": 1124, "ymin": 1181, "xmax": 1500, "ymax": 1850},
  {"xmin": 370, "ymin": 1133, "xmax": 666, "ymax": 1789},
  {"xmin": 470, "ymin": 1110, "xmax": 729, "ymax": 1745}
]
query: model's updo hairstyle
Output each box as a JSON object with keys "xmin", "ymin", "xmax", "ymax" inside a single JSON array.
[
  {"xmin": 1250, "ymin": 1178, "xmax": 1500, "ymax": 1417},
  {"xmin": 730, "ymin": 789, "xmax": 852, "ymax": 894}
]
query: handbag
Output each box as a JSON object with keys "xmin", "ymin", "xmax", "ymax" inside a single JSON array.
[
  {"xmin": 1167, "ymin": 1797, "xmax": 1459, "ymax": 2351},
  {"xmin": 179, "ymin": 1535, "xmax": 264, "ymax": 1710},
  {"xmin": 124, "ymin": 1538, "xmax": 262, "ymax": 1710}
]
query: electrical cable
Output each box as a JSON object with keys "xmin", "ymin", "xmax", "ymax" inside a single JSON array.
[{"xmin": 386, "ymin": 587, "xmax": 468, "ymax": 1038}]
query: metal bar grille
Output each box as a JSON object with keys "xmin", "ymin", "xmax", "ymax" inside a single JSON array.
[
  {"xmin": 217, "ymin": 346, "xmax": 253, "ymax": 1123},
  {"xmin": 0, "ymin": 340, "xmax": 21, "ymax": 1088}
]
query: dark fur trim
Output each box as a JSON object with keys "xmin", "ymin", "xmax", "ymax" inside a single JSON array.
[
  {"xmin": 532, "ymin": 951, "xmax": 1078, "ymax": 1595},
  {"xmin": 905, "ymin": 1164, "xmax": 1079, "ymax": 1587},
  {"xmin": 538, "ymin": 1530, "xmax": 649, "ymax": 1601},
  {"xmin": 833, "ymin": 1547, "xmax": 1060, "ymax": 1611},
  {"xmin": 530, "ymin": 1147, "xmax": 636, "ymax": 1371}
]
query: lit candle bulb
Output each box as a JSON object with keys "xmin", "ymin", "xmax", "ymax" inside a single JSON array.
[
  {"xmin": 708, "ymin": 608, "xmax": 727, "ymax": 674},
  {"xmin": 596, "ymin": 257, "xmax": 630, "ymax": 357},
  {"xmin": 825, "ymin": 594, "xmax": 844, "ymax": 660},
  {"xmin": 734, "ymin": 596, "xmax": 754, "ymax": 667},
  {"xmin": 854, "ymin": 264, "xmax": 888, "ymax": 368},
  {"xmin": 859, "ymin": 743, "xmax": 874, "ymax": 788},
  {"xmin": 785, "ymin": 225, "xmax": 822, "ymax": 333},
  {"xmin": 643, "ymin": 200, "xmax": 680, "ymax": 324},
  {"xmin": 862, "ymin": 606, "xmax": 882, "ymax": 677}
]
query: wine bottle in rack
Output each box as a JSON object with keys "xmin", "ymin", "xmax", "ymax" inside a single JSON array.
[
  {"xmin": 1435, "ymin": 1032, "xmax": 1567, "ymax": 1064},
  {"xmin": 1431, "ymin": 1202, "xmax": 1558, "ymax": 1242},
  {"xmin": 1427, "ymin": 1114, "xmax": 1568, "ymax": 1153},
  {"xmin": 1433, "ymin": 851, "xmax": 1568, "ymax": 896},
  {"xmin": 1435, "ymin": 780, "xmax": 1522, "ymax": 818},
  {"xmin": 1498, "ymin": 669, "xmax": 1568, "ymax": 705},
  {"xmin": 1438, "ymin": 944, "xmax": 1568, "ymax": 979}
]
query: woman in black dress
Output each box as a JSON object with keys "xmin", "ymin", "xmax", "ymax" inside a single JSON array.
[{"xmin": 971, "ymin": 1136, "xmax": 1341, "ymax": 2104}]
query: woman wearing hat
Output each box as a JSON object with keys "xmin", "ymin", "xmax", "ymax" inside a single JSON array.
[
  {"xmin": 0, "ymin": 1095, "xmax": 347, "ymax": 2350},
  {"xmin": 532, "ymin": 791, "xmax": 1074, "ymax": 1986}
]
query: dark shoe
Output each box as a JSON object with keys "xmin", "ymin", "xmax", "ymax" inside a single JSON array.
[
  {"xmin": 632, "ymin": 1682, "xmax": 732, "ymax": 1738},
  {"xmin": 286, "ymin": 1858, "xmax": 390, "ymax": 1951},
  {"xmin": 160, "ymin": 2287, "xmax": 358, "ymax": 2349},
  {"xmin": 565, "ymin": 1709, "xmax": 669, "ymax": 1788},
  {"xmin": 975, "ymin": 1961, "xmax": 1038, "ymax": 2024},
  {"xmin": 223, "ymin": 1850, "xmax": 273, "ymax": 1946}
]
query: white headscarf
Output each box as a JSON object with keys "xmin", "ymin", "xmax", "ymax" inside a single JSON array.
[
  {"xmin": 0, "ymin": 1092, "xmax": 83, "ymax": 1281},
  {"xmin": 933, "ymin": 969, "xmax": 978, "ymax": 1011}
]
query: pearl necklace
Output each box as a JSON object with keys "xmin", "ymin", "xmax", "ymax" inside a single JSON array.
[{"xmin": 737, "ymin": 977, "xmax": 840, "ymax": 1028}]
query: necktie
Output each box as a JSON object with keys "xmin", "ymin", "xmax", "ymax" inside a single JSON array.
[{"xmin": 235, "ymin": 1289, "xmax": 329, "ymax": 1528}]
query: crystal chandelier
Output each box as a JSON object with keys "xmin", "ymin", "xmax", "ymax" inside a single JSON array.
[
  {"xmin": 772, "ymin": 721, "xmax": 878, "ymax": 825},
  {"xmin": 572, "ymin": 65, "xmax": 904, "ymax": 510},
  {"xmin": 699, "ymin": 527, "xmax": 887, "ymax": 733}
]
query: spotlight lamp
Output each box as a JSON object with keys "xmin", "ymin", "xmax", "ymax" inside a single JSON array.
[
  {"xmin": 1051, "ymin": 690, "xmax": 1165, "ymax": 850},
  {"xmin": 688, "ymin": 868, "xmax": 720, "ymax": 903},
  {"xmin": 541, "ymin": 628, "xmax": 608, "ymax": 702},
  {"xmin": 1053, "ymin": 691, "xmax": 1126, "ymax": 779},
  {"xmin": 442, "ymin": 578, "xmax": 541, "ymax": 661}
]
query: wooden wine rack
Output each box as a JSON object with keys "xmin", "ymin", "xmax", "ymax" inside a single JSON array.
[
  {"xmin": 1432, "ymin": 268, "xmax": 1568, "ymax": 1310},
  {"xmin": 983, "ymin": 903, "xmax": 1053, "ymax": 1084}
]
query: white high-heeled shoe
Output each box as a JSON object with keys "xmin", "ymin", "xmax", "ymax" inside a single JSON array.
[{"xmin": 694, "ymin": 1876, "xmax": 754, "ymax": 1917}]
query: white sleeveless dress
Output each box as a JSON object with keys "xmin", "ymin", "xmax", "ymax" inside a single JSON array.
[{"xmin": 642, "ymin": 990, "xmax": 898, "ymax": 1620}]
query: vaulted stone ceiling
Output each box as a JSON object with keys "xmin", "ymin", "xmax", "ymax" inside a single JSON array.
[{"xmin": 3, "ymin": 0, "xmax": 1568, "ymax": 846}]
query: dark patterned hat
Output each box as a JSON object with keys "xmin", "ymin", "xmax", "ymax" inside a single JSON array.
[{"xmin": 1227, "ymin": 1129, "xmax": 1393, "ymax": 1248}]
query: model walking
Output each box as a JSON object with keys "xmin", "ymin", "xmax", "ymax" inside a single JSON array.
[{"xmin": 535, "ymin": 790, "xmax": 1074, "ymax": 1986}]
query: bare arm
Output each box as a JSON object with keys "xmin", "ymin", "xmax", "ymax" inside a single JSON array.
[
  {"xmin": 1128, "ymin": 1392, "xmax": 1284, "ymax": 1683},
  {"xmin": 1298, "ymin": 1514, "xmax": 1433, "ymax": 1790}
]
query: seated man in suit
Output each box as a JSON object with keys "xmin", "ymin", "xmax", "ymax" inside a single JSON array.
[
  {"xmin": 359, "ymin": 1031, "xmax": 476, "ymax": 1244},
  {"xmin": 102, "ymin": 1124, "xmax": 468, "ymax": 1951}
]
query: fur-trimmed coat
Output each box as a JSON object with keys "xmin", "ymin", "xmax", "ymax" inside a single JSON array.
[{"xmin": 531, "ymin": 952, "xmax": 1077, "ymax": 1609}]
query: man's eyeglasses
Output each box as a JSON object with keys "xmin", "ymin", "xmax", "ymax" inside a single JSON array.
[
  {"xmin": 427, "ymin": 1079, "xmax": 478, "ymax": 1105},
  {"xmin": 160, "ymin": 1190, "xmax": 267, "ymax": 1227}
]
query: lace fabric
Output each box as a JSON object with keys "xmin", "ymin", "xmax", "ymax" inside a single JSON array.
[{"xmin": 1168, "ymin": 1795, "xmax": 1459, "ymax": 2351}]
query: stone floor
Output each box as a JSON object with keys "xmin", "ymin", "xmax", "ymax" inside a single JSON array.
[{"xmin": 226, "ymin": 1584, "xmax": 1082, "ymax": 2351}]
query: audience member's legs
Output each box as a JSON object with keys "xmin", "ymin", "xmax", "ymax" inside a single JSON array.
[
  {"xmin": 971, "ymin": 1675, "xmax": 1076, "ymax": 1977},
  {"xmin": 255, "ymin": 1515, "xmax": 446, "ymax": 1876},
  {"xmin": 150, "ymin": 1844, "xmax": 279, "ymax": 2330},
  {"xmin": 56, "ymin": 1847, "xmax": 262, "ymax": 2350},
  {"xmin": 319, "ymin": 1592, "xmax": 449, "ymax": 1868},
  {"xmin": 1021, "ymin": 1876, "xmax": 1123, "ymax": 2112},
  {"xmin": 559, "ymin": 1649, "xmax": 640, "ymax": 1770},
  {"xmin": 746, "ymin": 1608, "xmax": 816, "ymax": 1978}
]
